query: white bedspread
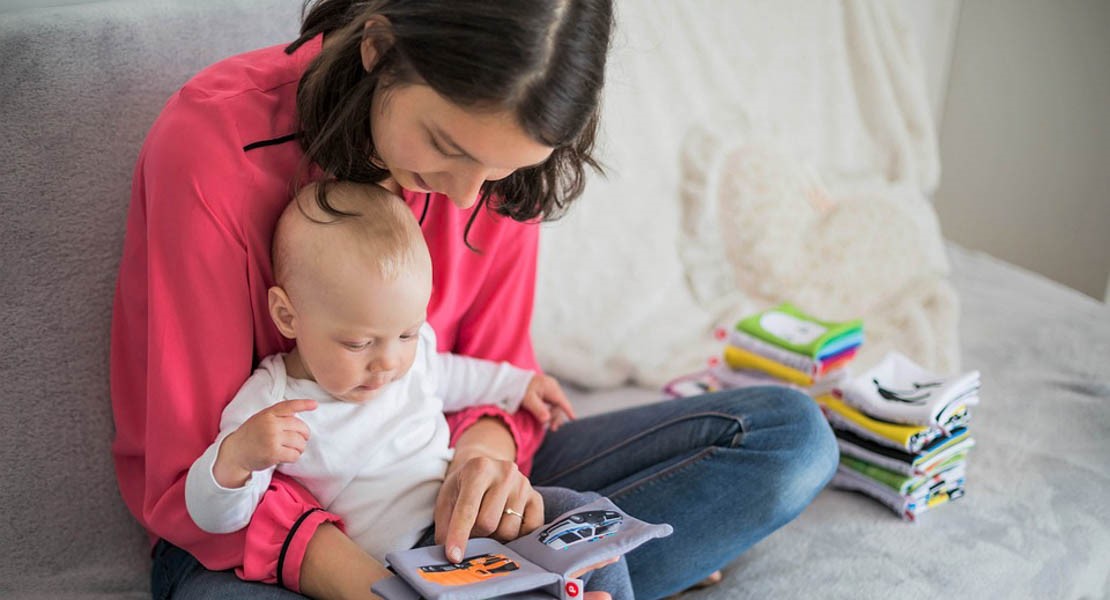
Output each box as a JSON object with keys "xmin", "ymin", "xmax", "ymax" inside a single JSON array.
[
  {"xmin": 565, "ymin": 244, "xmax": 1110, "ymax": 599},
  {"xmin": 533, "ymin": 0, "xmax": 956, "ymax": 390}
]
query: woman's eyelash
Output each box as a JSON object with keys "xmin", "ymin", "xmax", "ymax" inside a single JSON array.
[{"xmin": 429, "ymin": 133, "xmax": 463, "ymax": 158}]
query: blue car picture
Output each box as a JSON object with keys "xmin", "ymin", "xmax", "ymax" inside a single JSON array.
[{"xmin": 537, "ymin": 510, "xmax": 623, "ymax": 550}]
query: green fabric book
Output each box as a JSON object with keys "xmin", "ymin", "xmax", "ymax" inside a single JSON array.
[
  {"xmin": 840, "ymin": 452, "xmax": 969, "ymax": 496},
  {"xmin": 736, "ymin": 302, "xmax": 863, "ymax": 359}
]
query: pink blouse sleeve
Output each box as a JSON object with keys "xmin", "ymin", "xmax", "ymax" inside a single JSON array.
[
  {"xmin": 110, "ymin": 93, "xmax": 340, "ymax": 591},
  {"xmin": 442, "ymin": 215, "xmax": 546, "ymax": 474}
]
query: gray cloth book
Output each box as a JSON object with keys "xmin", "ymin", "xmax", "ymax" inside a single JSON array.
[{"xmin": 372, "ymin": 497, "xmax": 673, "ymax": 600}]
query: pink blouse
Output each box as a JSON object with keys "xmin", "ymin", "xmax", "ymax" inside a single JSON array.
[{"xmin": 110, "ymin": 34, "xmax": 545, "ymax": 591}]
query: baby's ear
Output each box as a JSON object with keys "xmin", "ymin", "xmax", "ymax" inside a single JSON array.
[{"xmin": 268, "ymin": 286, "xmax": 297, "ymax": 339}]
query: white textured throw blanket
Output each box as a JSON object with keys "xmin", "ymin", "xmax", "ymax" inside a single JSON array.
[{"xmin": 534, "ymin": 1, "xmax": 957, "ymax": 389}]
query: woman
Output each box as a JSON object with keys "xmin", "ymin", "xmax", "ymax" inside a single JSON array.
[{"xmin": 110, "ymin": 1, "xmax": 839, "ymax": 598}]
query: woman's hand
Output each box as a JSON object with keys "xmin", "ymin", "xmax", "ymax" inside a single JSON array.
[
  {"xmin": 433, "ymin": 417, "xmax": 543, "ymax": 563},
  {"xmin": 434, "ymin": 454, "xmax": 544, "ymax": 563},
  {"xmin": 575, "ymin": 557, "xmax": 620, "ymax": 600}
]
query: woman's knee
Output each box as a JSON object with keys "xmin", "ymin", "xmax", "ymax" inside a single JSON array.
[
  {"xmin": 718, "ymin": 386, "xmax": 839, "ymax": 511},
  {"xmin": 758, "ymin": 387, "xmax": 838, "ymax": 512},
  {"xmin": 792, "ymin": 390, "xmax": 837, "ymax": 474},
  {"xmin": 698, "ymin": 386, "xmax": 836, "ymax": 457}
]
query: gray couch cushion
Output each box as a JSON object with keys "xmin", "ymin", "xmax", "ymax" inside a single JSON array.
[{"xmin": 1, "ymin": 1, "xmax": 300, "ymax": 597}]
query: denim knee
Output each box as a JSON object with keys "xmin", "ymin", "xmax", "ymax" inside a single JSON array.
[
  {"xmin": 713, "ymin": 386, "xmax": 838, "ymax": 521},
  {"xmin": 764, "ymin": 388, "xmax": 839, "ymax": 514}
]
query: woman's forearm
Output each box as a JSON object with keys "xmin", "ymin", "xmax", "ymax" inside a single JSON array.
[
  {"xmin": 300, "ymin": 523, "xmax": 391, "ymax": 600},
  {"xmin": 298, "ymin": 419, "xmax": 516, "ymax": 599},
  {"xmin": 448, "ymin": 416, "xmax": 518, "ymax": 473}
]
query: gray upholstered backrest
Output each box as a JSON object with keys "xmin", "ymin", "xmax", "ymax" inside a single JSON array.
[{"xmin": 0, "ymin": 1, "xmax": 300, "ymax": 596}]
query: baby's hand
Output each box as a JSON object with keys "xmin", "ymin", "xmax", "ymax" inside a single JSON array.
[
  {"xmin": 215, "ymin": 399, "xmax": 316, "ymax": 487},
  {"xmin": 520, "ymin": 375, "xmax": 576, "ymax": 431}
]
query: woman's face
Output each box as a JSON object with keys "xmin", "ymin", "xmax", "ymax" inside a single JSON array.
[{"xmin": 369, "ymin": 83, "xmax": 554, "ymax": 209}]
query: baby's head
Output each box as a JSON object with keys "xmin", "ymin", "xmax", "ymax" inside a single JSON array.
[{"xmin": 269, "ymin": 181, "xmax": 432, "ymax": 403}]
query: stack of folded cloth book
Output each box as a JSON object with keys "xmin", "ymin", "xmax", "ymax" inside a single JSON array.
[
  {"xmin": 721, "ymin": 302, "xmax": 863, "ymax": 392},
  {"xmin": 664, "ymin": 302, "xmax": 863, "ymax": 399},
  {"xmin": 816, "ymin": 351, "xmax": 980, "ymax": 522}
]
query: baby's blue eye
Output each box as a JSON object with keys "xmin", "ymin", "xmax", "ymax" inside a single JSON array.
[{"xmin": 343, "ymin": 341, "xmax": 370, "ymax": 350}]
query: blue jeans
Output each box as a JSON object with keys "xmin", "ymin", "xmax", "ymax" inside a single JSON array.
[
  {"xmin": 151, "ymin": 487, "xmax": 632, "ymax": 600},
  {"xmin": 529, "ymin": 387, "xmax": 838, "ymax": 599},
  {"xmin": 151, "ymin": 387, "xmax": 837, "ymax": 599}
]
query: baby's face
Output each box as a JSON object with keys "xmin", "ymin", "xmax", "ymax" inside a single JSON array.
[{"xmin": 292, "ymin": 263, "xmax": 432, "ymax": 403}]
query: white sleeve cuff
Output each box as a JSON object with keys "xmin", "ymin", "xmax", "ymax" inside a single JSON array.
[
  {"xmin": 497, "ymin": 364, "xmax": 536, "ymax": 413},
  {"xmin": 184, "ymin": 435, "xmax": 272, "ymax": 534}
]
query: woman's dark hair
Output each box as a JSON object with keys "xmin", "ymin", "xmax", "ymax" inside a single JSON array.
[{"xmin": 286, "ymin": 0, "xmax": 613, "ymax": 246}]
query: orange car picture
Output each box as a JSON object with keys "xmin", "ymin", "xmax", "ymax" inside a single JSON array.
[{"xmin": 417, "ymin": 553, "xmax": 520, "ymax": 587}]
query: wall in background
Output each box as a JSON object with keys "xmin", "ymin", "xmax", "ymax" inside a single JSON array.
[
  {"xmin": 934, "ymin": 0, "xmax": 1110, "ymax": 301},
  {"xmin": 6, "ymin": 0, "xmax": 1106, "ymax": 300},
  {"xmin": 899, "ymin": 0, "xmax": 961, "ymax": 128}
]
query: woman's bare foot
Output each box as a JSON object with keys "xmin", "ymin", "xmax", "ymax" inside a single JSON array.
[
  {"xmin": 690, "ymin": 570, "xmax": 723, "ymax": 589},
  {"xmin": 665, "ymin": 570, "xmax": 725, "ymax": 599}
]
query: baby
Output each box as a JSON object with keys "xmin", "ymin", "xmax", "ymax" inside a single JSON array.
[{"xmin": 184, "ymin": 181, "xmax": 575, "ymax": 562}]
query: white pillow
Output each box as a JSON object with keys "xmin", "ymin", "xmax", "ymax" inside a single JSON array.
[{"xmin": 678, "ymin": 115, "xmax": 960, "ymax": 375}]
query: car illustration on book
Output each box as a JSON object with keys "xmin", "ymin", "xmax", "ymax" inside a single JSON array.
[
  {"xmin": 417, "ymin": 553, "xmax": 520, "ymax": 586},
  {"xmin": 537, "ymin": 510, "xmax": 623, "ymax": 550}
]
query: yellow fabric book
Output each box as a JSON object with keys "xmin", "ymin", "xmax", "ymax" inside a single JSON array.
[
  {"xmin": 815, "ymin": 393, "xmax": 937, "ymax": 452},
  {"xmin": 723, "ymin": 345, "xmax": 813, "ymax": 386}
]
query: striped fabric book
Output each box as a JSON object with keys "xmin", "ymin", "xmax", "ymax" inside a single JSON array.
[{"xmin": 736, "ymin": 302, "xmax": 863, "ymax": 359}]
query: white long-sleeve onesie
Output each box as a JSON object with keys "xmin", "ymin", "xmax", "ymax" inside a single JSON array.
[{"xmin": 184, "ymin": 323, "xmax": 534, "ymax": 562}]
